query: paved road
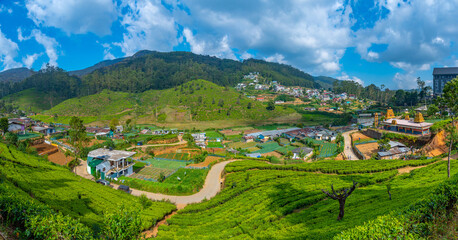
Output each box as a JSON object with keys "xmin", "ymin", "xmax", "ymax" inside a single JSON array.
[
  {"xmin": 77, "ymin": 158, "xmax": 235, "ymax": 208},
  {"xmin": 342, "ymin": 130, "xmax": 360, "ymax": 160},
  {"xmin": 123, "ymin": 160, "xmax": 235, "ymax": 208}
]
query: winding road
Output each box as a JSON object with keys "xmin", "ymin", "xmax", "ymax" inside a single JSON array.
[
  {"xmin": 76, "ymin": 159, "xmax": 235, "ymax": 209},
  {"xmin": 342, "ymin": 130, "xmax": 360, "ymax": 160}
]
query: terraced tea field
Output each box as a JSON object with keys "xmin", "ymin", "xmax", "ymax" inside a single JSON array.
[{"xmin": 157, "ymin": 159, "xmax": 456, "ymax": 239}]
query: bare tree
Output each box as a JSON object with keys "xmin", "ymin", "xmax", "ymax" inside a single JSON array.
[{"xmin": 321, "ymin": 181, "xmax": 358, "ymax": 220}]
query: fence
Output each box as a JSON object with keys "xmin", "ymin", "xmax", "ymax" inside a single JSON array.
[{"xmin": 353, "ymin": 140, "xmax": 378, "ymax": 160}]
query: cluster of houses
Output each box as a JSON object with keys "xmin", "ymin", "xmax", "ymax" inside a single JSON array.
[
  {"xmin": 243, "ymin": 127, "xmax": 338, "ymax": 143},
  {"xmin": 7, "ymin": 117, "xmax": 59, "ymax": 136}
]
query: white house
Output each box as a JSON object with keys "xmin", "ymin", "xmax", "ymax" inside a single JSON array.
[{"xmin": 87, "ymin": 148, "xmax": 135, "ymax": 179}]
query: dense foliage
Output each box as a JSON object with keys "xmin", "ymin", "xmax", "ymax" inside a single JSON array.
[{"xmin": 1, "ymin": 51, "xmax": 320, "ymax": 112}]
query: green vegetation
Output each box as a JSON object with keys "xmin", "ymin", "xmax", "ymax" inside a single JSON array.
[
  {"xmin": 0, "ymin": 143, "xmax": 176, "ymax": 233},
  {"xmin": 39, "ymin": 80, "xmax": 294, "ymax": 124},
  {"xmin": 1, "ymin": 88, "xmax": 63, "ymax": 112},
  {"xmin": 157, "ymin": 159, "xmax": 457, "ymax": 239},
  {"xmin": 207, "ymin": 142, "xmax": 224, "ymax": 148},
  {"xmin": 205, "ymin": 131, "xmax": 224, "ymax": 140},
  {"xmin": 120, "ymin": 168, "xmax": 209, "ymax": 195}
]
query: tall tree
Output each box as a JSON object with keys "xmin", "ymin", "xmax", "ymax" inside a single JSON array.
[
  {"xmin": 266, "ymin": 100, "xmax": 275, "ymax": 111},
  {"xmin": 321, "ymin": 181, "xmax": 358, "ymax": 220},
  {"xmin": 437, "ymin": 78, "xmax": 458, "ymax": 178},
  {"xmin": 0, "ymin": 118, "xmax": 8, "ymax": 135},
  {"xmin": 69, "ymin": 116, "xmax": 88, "ymax": 172}
]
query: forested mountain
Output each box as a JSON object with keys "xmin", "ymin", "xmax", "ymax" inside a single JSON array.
[
  {"xmin": 1, "ymin": 51, "xmax": 321, "ymax": 108},
  {"xmin": 313, "ymin": 76, "xmax": 339, "ymax": 90},
  {"xmin": 68, "ymin": 58, "xmax": 126, "ymax": 77},
  {"xmin": 80, "ymin": 51, "xmax": 320, "ymax": 95},
  {"xmin": 0, "ymin": 67, "xmax": 35, "ymax": 83}
]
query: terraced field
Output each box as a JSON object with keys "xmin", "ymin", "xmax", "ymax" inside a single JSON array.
[{"xmin": 157, "ymin": 159, "xmax": 456, "ymax": 239}]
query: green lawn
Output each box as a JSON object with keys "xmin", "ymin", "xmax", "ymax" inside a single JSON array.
[
  {"xmin": 145, "ymin": 158, "xmax": 188, "ymax": 169},
  {"xmin": 205, "ymin": 131, "xmax": 224, "ymax": 140}
]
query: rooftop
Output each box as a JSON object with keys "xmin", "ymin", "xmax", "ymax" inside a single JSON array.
[
  {"xmin": 433, "ymin": 67, "xmax": 458, "ymax": 75},
  {"xmin": 382, "ymin": 118, "xmax": 433, "ymax": 128},
  {"xmin": 88, "ymin": 148, "xmax": 136, "ymax": 161}
]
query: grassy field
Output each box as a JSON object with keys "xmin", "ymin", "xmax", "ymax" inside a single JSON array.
[
  {"xmin": 157, "ymin": 159, "xmax": 456, "ymax": 239},
  {"xmin": 145, "ymin": 158, "xmax": 188, "ymax": 169},
  {"xmin": 205, "ymin": 131, "xmax": 224, "ymax": 140},
  {"xmin": 207, "ymin": 142, "xmax": 224, "ymax": 148},
  {"xmin": 0, "ymin": 143, "xmax": 176, "ymax": 231},
  {"xmin": 156, "ymin": 153, "xmax": 190, "ymax": 161},
  {"xmin": 1, "ymin": 88, "xmax": 66, "ymax": 112},
  {"xmin": 40, "ymin": 80, "xmax": 295, "ymax": 125}
]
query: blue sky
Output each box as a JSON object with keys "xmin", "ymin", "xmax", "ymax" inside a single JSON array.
[{"xmin": 0, "ymin": 0, "xmax": 457, "ymax": 89}]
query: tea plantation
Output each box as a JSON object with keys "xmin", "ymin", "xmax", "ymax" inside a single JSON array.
[
  {"xmin": 0, "ymin": 143, "xmax": 176, "ymax": 233},
  {"xmin": 157, "ymin": 159, "xmax": 458, "ymax": 239}
]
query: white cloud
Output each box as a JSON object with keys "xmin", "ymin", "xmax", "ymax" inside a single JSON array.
[
  {"xmin": 176, "ymin": 0, "xmax": 352, "ymax": 74},
  {"xmin": 354, "ymin": 0, "xmax": 458, "ymax": 71},
  {"xmin": 265, "ymin": 53, "xmax": 286, "ymax": 64},
  {"xmin": 115, "ymin": 0, "xmax": 178, "ymax": 56},
  {"xmin": 22, "ymin": 53, "xmax": 42, "ymax": 68},
  {"xmin": 337, "ymin": 72, "xmax": 364, "ymax": 86},
  {"xmin": 17, "ymin": 28, "xmax": 59, "ymax": 67},
  {"xmin": 26, "ymin": 0, "xmax": 117, "ymax": 36},
  {"xmin": 0, "ymin": 28, "xmax": 21, "ymax": 71},
  {"xmin": 101, "ymin": 43, "xmax": 115, "ymax": 60},
  {"xmin": 393, "ymin": 72, "xmax": 418, "ymax": 89},
  {"xmin": 182, "ymin": 27, "xmax": 237, "ymax": 60}
]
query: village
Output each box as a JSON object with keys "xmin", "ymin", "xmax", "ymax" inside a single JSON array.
[{"xmin": 1, "ymin": 101, "xmax": 452, "ymax": 193}]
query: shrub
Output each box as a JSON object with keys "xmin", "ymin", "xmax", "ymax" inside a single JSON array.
[{"xmin": 103, "ymin": 205, "xmax": 143, "ymax": 240}]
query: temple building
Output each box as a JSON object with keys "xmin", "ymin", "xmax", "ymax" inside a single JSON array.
[{"xmin": 381, "ymin": 108, "xmax": 433, "ymax": 136}]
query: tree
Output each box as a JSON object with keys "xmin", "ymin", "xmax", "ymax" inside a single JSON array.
[
  {"xmin": 437, "ymin": 78, "xmax": 458, "ymax": 178},
  {"xmin": 218, "ymin": 99, "xmax": 224, "ymax": 107},
  {"xmin": 386, "ymin": 184, "xmax": 392, "ymax": 200},
  {"xmin": 266, "ymin": 100, "xmax": 275, "ymax": 111},
  {"xmin": 247, "ymin": 102, "xmax": 252, "ymax": 109},
  {"xmin": 321, "ymin": 181, "xmax": 358, "ymax": 221},
  {"xmin": 69, "ymin": 117, "xmax": 89, "ymax": 173},
  {"xmin": 110, "ymin": 118, "xmax": 119, "ymax": 132},
  {"xmin": 427, "ymin": 104, "xmax": 439, "ymax": 117},
  {"xmin": 0, "ymin": 117, "xmax": 8, "ymax": 135},
  {"xmin": 377, "ymin": 138, "xmax": 391, "ymax": 152},
  {"xmin": 4, "ymin": 132, "xmax": 18, "ymax": 146}
]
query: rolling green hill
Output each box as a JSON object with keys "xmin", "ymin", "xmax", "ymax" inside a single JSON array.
[
  {"xmin": 157, "ymin": 159, "xmax": 457, "ymax": 239},
  {"xmin": 1, "ymin": 88, "xmax": 65, "ymax": 112},
  {"xmin": 0, "ymin": 143, "xmax": 176, "ymax": 237},
  {"xmin": 41, "ymin": 80, "xmax": 295, "ymax": 124}
]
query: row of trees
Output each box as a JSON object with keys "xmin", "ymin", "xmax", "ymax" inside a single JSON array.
[{"xmin": 332, "ymin": 77, "xmax": 431, "ymax": 107}]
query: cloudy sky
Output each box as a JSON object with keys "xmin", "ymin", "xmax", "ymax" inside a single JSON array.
[{"xmin": 0, "ymin": 0, "xmax": 457, "ymax": 89}]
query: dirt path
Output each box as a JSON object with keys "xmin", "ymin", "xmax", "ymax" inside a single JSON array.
[{"xmin": 343, "ymin": 130, "xmax": 359, "ymax": 160}]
